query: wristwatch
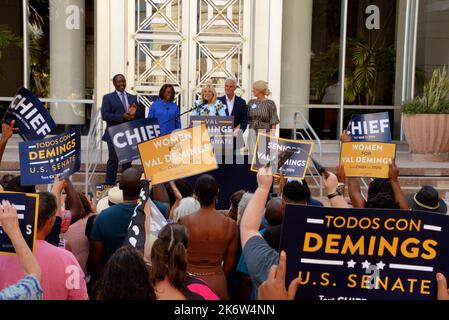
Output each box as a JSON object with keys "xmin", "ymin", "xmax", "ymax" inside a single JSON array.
[
  {"xmin": 327, "ymin": 190, "xmax": 342, "ymax": 199},
  {"xmin": 337, "ymin": 183, "xmax": 345, "ymax": 195}
]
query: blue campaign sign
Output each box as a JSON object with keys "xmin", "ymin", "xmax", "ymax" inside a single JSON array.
[
  {"xmin": 18, "ymin": 127, "xmax": 81, "ymax": 186},
  {"xmin": 108, "ymin": 118, "xmax": 161, "ymax": 164},
  {"xmin": 0, "ymin": 192, "xmax": 39, "ymax": 255},
  {"xmin": 251, "ymin": 133, "xmax": 314, "ymax": 180},
  {"xmin": 3, "ymin": 87, "xmax": 56, "ymax": 141},
  {"xmin": 347, "ymin": 112, "xmax": 392, "ymax": 142},
  {"xmin": 280, "ymin": 205, "xmax": 449, "ymax": 300}
]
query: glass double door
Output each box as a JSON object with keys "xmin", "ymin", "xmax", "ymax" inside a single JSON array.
[{"xmin": 131, "ymin": 0, "xmax": 251, "ymax": 124}]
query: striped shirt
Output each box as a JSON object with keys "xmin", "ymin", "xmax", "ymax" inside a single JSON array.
[
  {"xmin": 247, "ymin": 99, "xmax": 280, "ymax": 130},
  {"xmin": 0, "ymin": 275, "xmax": 43, "ymax": 300}
]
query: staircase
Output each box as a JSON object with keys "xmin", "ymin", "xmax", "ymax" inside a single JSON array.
[{"xmin": 2, "ymin": 114, "xmax": 449, "ymax": 201}]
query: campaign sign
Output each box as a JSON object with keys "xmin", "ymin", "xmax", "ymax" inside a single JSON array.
[
  {"xmin": 3, "ymin": 87, "xmax": 56, "ymax": 141},
  {"xmin": 280, "ymin": 205, "xmax": 449, "ymax": 300},
  {"xmin": 138, "ymin": 124, "xmax": 218, "ymax": 185},
  {"xmin": 250, "ymin": 133, "xmax": 314, "ymax": 180},
  {"xmin": 124, "ymin": 180, "xmax": 168, "ymax": 252},
  {"xmin": 95, "ymin": 183, "xmax": 115, "ymax": 199},
  {"xmin": 190, "ymin": 116, "xmax": 234, "ymax": 151},
  {"xmin": 108, "ymin": 118, "xmax": 161, "ymax": 164},
  {"xmin": 347, "ymin": 112, "xmax": 392, "ymax": 142},
  {"xmin": 19, "ymin": 127, "xmax": 81, "ymax": 186},
  {"xmin": 340, "ymin": 142, "xmax": 396, "ymax": 178},
  {"xmin": 0, "ymin": 192, "xmax": 39, "ymax": 255}
]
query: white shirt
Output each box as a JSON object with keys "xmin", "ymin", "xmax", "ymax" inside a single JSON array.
[{"xmin": 226, "ymin": 95, "xmax": 235, "ymax": 116}]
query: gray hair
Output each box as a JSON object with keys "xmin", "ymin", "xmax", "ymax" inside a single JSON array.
[
  {"xmin": 237, "ymin": 192, "xmax": 254, "ymax": 223},
  {"xmin": 225, "ymin": 78, "xmax": 237, "ymax": 86}
]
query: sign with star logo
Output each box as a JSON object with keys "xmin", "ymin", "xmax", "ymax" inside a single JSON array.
[
  {"xmin": 280, "ymin": 204, "xmax": 449, "ymax": 300},
  {"xmin": 18, "ymin": 127, "xmax": 81, "ymax": 186}
]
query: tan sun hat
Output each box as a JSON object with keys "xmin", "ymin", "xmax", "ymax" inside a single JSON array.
[{"xmin": 95, "ymin": 186, "xmax": 123, "ymax": 214}]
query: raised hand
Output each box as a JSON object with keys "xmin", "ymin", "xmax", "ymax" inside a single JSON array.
[
  {"xmin": 258, "ymin": 251, "xmax": 300, "ymax": 300},
  {"xmin": 1, "ymin": 120, "xmax": 15, "ymax": 142},
  {"xmin": 0, "ymin": 200, "xmax": 20, "ymax": 238}
]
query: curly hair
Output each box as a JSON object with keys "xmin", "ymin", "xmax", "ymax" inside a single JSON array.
[
  {"xmin": 94, "ymin": 246, "xmax": 156, "ymax": 300},
  {"xmin": 365, "ymin": 192, "xmax": 399, "ymax": 209}
]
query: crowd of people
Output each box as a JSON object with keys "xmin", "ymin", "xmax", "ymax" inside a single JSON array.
[{"xmin": 0, "ymin": 77, "xmax": 449, "ymax": 301}]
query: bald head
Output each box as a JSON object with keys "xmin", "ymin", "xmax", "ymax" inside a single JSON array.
[
  {"xmin": 265, "ymin": 197, "xmax": 284, "ymax": 227},
  {"xmin": 119, "ymin": 168, "xmax": 141, "ymax": 200}
]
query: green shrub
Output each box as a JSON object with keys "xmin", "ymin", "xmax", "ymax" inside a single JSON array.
[{"xmin": 401, "ymin": 67, "xmax": 449, "ymax": 114}]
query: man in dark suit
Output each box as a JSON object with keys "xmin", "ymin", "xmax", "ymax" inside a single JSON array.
[
  {"xmin": 218, "ymin": 78, "xmax": 248, "ymax": 152},
  {"xmin": 101, "ymin": 74, "xmax": 144, "ymax": 184}
]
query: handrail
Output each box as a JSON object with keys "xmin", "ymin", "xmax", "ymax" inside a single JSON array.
[
  {"xmin": 85, "ymin": 106, "xmax": 103, "ymax": 195},
  {"xmin": 294, "ymin": 111, "xmax": 323, "ymax": 198}
]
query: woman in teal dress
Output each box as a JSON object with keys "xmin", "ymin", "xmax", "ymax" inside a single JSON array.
[{"xmin": 192, "ymin": 84, "xmax": 227, "ymax": 116}]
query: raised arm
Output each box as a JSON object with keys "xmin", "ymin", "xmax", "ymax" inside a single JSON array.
[
  {"xmin": 240, "ymin": 166, "xmax": 272, "ymax": 249},
  {"xmin": 347, "ymin": 177, "xmax": 366, "ymax": 208},
  {"xmin": 0, "ymin": 201, "xmax": 41, "ymax": 281},
  {"xmin": 153, "ymin": 183, "xmax": 170, "ymax": 214},
  {"xmin": 389, "ymin": 160, "xmax": 410, "ymax": 210},
  {"xmin": 63, "ymin": 179, "xmax": 86, "ymax": 224},
  {"xmin": 0, "ymin": 120, "xmax": 15, "ymax": 165},
  {"xmin": 51, "ymin": 176, "xmax": 66, "ymax": 217},
  {"xmin": 323, "ymin": 171, "xmax": 349, "ymax": 208},
  {"xmin": 168, "ymin": 181, "xmax": 183, "ymax": 221}
]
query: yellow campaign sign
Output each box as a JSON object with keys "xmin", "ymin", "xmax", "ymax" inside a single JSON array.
[
  {"xmin": 138, "ymin": 124, "xmax": 218, "ymax": 185},
  {"xmin": 340, "ymin": 142, "xmax": 396, "ymax": 178}
]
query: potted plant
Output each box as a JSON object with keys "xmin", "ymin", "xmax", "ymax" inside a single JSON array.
[{"xmin": 401, "ymin": 67, "xmax": 449, "ymax": 161}]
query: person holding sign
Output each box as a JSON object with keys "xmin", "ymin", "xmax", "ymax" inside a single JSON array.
[
  {"xmin": 148, "ymin": 84, "xmax": 181, "ymax": 135},
  {"xmin": 240, "ymin": 165, "xmax": 346, "ymax": 298},
  {"xmin": 101, "ymin": 74, "xmax": 144, "ymax": 185},
  {"xmin": 0, "ymin": 192, "xmax": 88, "ymax": 300},
  {"xmin": 0, "ymin": 201, "xmax": 42, "ymax": 300},
  {"xmin": 191, "ymin": 84, "xmax": 227, "ymax": 117},
  {"xmin": 247, "ymin": 81, "xmax": 280, "ymax": 156}
]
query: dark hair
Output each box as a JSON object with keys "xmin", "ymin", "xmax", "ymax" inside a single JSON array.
[
  {"xmin": 0, "ymin": 174, "xmax": 15, "ymax": 189},
  {"xmin": 150, "ymin": 224, "xmax": 189, "ymax": 289},
  {"xmin": 112, "ymin": 74, "xmax": 125, "ymax": 83},
  {"xmin": 365, "ymin": 192, "xmax": 399, "ymax": 209},
  {"xmin": 194, "ymin": 175, "xmax": 219, "ymax": 207},
  {"xmin": 5, "ymin": 176, "xmax": 36, "ymax": 194},
  {"xmin": 65, "ymin": 192, "xmax": 92, "ymax": 219},
  {"xmin": 37, "ymin": 192, "xmax": 58, "ymax": 230},
  {"xmin": 94, "ymin": 246, "xmax": 155, "ymax": 300},
  {"xmin": 265, "ymin": 197, "xmax": 284, "ymax": 226},
  {"xmin": 368, "ymin": 179, "xmax": 394, "ymax": 200},
  {"xmin": 159, "ymin": 84, "xmax": 176, "ymax": 101},
  {"xmin": 120, "ymin": 168, "xmax": 142, "ymax": 200},
  {"xmin": 228, "ymin": 190, "xmax": 245, "ymax": 221},
  {"xmin": 166, "ymin": 180, "xmax": 194, "ymax": 206},
  {"xmin": 282, "ymin": 180, "xmax": 311, "ymax": 204}
]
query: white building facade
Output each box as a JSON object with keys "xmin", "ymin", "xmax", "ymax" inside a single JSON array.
[{"xmin": 0, "ymin": 0, "xmax": 447, "ymax": 141}]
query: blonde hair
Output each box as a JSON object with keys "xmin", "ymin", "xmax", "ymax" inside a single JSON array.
[
  {"xmin": 253, "ymin": 80, "xmax": 271, "ymax": 96},
  {"xmin": 201, "ymin": 84, "xmax": 218, "ymax": 104}
]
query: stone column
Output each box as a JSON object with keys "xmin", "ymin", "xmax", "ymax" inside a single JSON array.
[
  {"xmin": 50, "ymin": 0, "xmax": 85, "ymax": 124},
  {"xmin": 280, "ymin": 0, "xmax": 313, "ymax": 131}
]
